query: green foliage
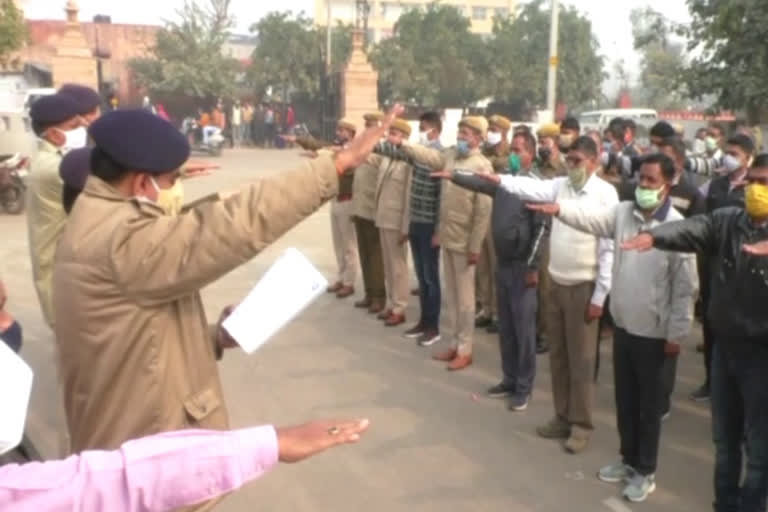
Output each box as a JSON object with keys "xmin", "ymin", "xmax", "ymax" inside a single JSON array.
[
  {"xmin": 0, "ymin": 0, "xmax": 26, "ymax": 68},
  {"xmin": 629, "ymin": 7, "xmax": 688, "ymax": 109},
  {"xmin": 368, "ymin": 4, "xmax": 488, "ymax": 107},
  {"xmin": 684, "ymin": 0, "xmax": 768, "ymax": 121},
  {"xmin": 247, "ymin": 11, "xmax": 352, "ymax": 100},
  {"xmin": 483, "ymin": 0, "xmax": 604, "ymax": 110},
  {"xmin": 129, "ymin": 0, "xmax": 240, "ymax": 100}
]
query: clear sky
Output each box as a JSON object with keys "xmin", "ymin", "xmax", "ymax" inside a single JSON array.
[{"xmin": 20, "ymin": 0, "xmax": 692, "ymax": 93}]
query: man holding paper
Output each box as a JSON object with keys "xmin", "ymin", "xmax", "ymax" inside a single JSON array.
[{"xmin": 51, "ymin": 105, "xmax": 400, "ymax": 497}]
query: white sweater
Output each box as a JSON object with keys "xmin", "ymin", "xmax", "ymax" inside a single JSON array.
[{"xmin": 499, "ymin": 173, "xmax": 619, "ymax": 305}]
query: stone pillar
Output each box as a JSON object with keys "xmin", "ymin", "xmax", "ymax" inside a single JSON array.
[
  {"xmin": 341, "ymin": 30, "xmax": 378, "ymax": 132},
  {"xmin": 51, "ymin": 1, "xmax": 98, "ymax": 89}
]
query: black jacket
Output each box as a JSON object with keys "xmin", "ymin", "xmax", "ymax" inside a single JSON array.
[
  {"xmin": 651, "ymin": 207, "xmax": 768, "ymax": 344},
  {"xmin": 451, "ymin": 170, "xmax": 548, "ymax": 268}
]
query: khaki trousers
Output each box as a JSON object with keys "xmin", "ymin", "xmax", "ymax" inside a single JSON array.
[
  {"xmin": 443, "ymin": 249, "xmax": 476, "ymax": 356},
  {"xmin": 379, "ymin": 228, "xmax": 409, "ymax": 314},
  {"xmin": 547, "ymin": 279, "xmax": 599, "ymax": 431},
  {"xmin": 537, "ymin": 244, "xmax": 552, "ymax": 341},
  {"xmin": 354, "ymin": 217, "xmax": 385, "ymax": 301},
  {"xmin": 330, "ymin": 199, "xmax": 358, "ymax": 286},
  {"xmin": 476, "ymin": 230, "xmax": 497, "ymax": 318}
]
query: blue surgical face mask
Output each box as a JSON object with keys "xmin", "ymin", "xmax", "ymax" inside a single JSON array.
[{"xmin": 456, "ymin": 139, "xmax": 470, "ymax": 156}]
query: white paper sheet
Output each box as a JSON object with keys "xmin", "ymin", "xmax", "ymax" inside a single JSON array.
[
  {"xmin": 0, "ymin": 339, "xmax": 33, "ymax": 455},
  {"xmin": 222, "ymin": 248, "xmax": 329, "ymax": 354}
]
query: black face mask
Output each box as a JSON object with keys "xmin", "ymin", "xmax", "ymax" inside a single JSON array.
[
  {"xmin": 1, "ymin": 320, "xmax": 22, "ymax": 353},
  {"xmin": 538, "ymin": 147, "xmax": 552, "ymax": 162}
]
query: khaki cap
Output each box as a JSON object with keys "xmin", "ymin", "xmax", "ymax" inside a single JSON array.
[
  {"xmin": 364, "ymin": 112, "xmax": 385, "ymax": 122},
  {"xmin": 537, "ymin": 122, "xmax": 561, "ymax": 138},
  {"xmin": 459, "ymin": 116, "xmax": 489, "ymax": 137},
  {"xmin": 488, "ymin": 115, "xmax": 512, "ymax": 132},
  {"xmin": 390, "ymin": 118, "xmax": 412, "ymax": 137},
  {"xmin": 337, "ymin": 118, "xmax": 357, "ymax": 133}
]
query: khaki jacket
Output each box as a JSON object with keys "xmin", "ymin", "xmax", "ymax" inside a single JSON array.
[
  {"xmin": 402, "ymin": 144, "xmax": 492, "ymax": 253},
  {"xmin": 52, "ymin": 155, "xmax": 339, "ymax": 454},
  {"xmin": 483, "ymin": 140, "xmax": 511, "ymax": 174},
  {"xmin": 351, "ymin": 154, "xmax": 382, "ymax": 220},
  {"xmin": 374, "ymin": 156, "xmax": 412, "ymax": 234},
  {"xmin": 26, "ymin": 140, "xmax": 65, "ymax": 327}
]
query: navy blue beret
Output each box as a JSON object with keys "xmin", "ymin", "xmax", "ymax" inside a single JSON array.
[
  {"xmin": 88, "ymin": 109, "xmax": 190, "ymax": 173},
  {"xmin": 29, "ymin": 94, "xmax": 81, "ymax": 124},
  {"xmin": 59, "ymin": 147, "xmax": 92, "ymax": 191},
  {"xmin": 58, "ymin": 84, "xmax": 101, "ymax": 114}
]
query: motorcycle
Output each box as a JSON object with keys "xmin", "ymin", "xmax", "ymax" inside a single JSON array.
[
  {"xmin": 0, "ymin": 154, "xmax": 28, "ymax": 215},
  {"xmin": 182, "ymin": 117, "xmax": 224, "ymax": 157}
]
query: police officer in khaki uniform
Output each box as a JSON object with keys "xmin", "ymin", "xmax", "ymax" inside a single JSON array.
[
  {"xmin": 383, "ymin": 117, "xmax": 492, "ymax": 370},
  {"xmin": 352, "ymin": 113, "xmax": 387, "ymax": 314},
  {"xmin": 374, "ymin": 119, "xmax": 413, "ymax": 327},
  {"xmin": 476, "ymin": 115, "xmax": 512, "ymax": 333},
  {"xmin": 52, "ymin": 108, "xmax": 399, "ymax": 511}
]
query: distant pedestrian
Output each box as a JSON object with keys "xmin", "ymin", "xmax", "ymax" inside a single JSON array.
[{"xmin": 231, "ymin": 101, "xmax": 242, "ymax": 146}]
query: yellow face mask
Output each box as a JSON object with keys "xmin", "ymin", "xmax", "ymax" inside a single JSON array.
[
  {"xmin": 745, "ymin": 183, "xmax": 768, "ymax": 219},
  {"xmin": 152, "ymin": 178, "xmax": 184, "ymax": 216}
]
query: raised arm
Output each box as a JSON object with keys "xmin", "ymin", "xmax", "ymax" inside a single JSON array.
[
  {"xmin": 399, "ymin": 142, "xmax": 448, "ymax": 170},
  {"xmin": 450, "ymin": 169, "xmax": 499, "ymax": 196},
  {"xmin": 621, "ymin": 213, "xmax": 717, "ymax": 254},
  {"xmin": 498, "ymin": 174, "xmax": 559, "ymax": 202},
  {"xmin": 555, "ymin": 201, "xmax": 619, "ymax": 240}
]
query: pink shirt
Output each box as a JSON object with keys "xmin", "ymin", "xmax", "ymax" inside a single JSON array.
[{"xmin": 0, "ymin": 426, "xmax": 279, "ymax": 512}]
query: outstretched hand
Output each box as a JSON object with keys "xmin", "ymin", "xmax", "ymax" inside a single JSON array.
[
  {"xmin": 621, "ymin": 233, "xmax": 654, "ymax": 252},
  {"xmin": 526, "ymin": 202, "xmax": 560, "ymax": 216},
  {"xmin": 334, "ymin": 104, "xmax": 404, "ymax": 174},
  {"xmin": 742, "ymin": 240, "xmax": 768, "ymax": 256},
  {"xmin": 430, "ymin": 169, "xmax": 452, "ymax": 180},
  {"xmin": 277, "ymin": 418, "xmax": 370, "ymax": 463}
]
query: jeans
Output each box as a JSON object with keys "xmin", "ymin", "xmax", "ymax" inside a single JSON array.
[
  {"xmin": 409, "ymin": 222, "xmax": 440, "ymax": 330},
  {"xmin": 613, "ymin": 328, "xmax": 666, "ymax": 476},
  {"xmin": 711, "ymin": 342, "xmax": 768, "ymax": 512}
]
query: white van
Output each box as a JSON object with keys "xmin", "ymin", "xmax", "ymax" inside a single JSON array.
[{"xmin": 579, "ymin": 108, "xmax": 658, "ymax": 134}]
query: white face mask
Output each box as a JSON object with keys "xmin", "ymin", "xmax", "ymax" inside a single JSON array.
[
  {"xmin": 486, "ymin": 131, "xmax": 503, "ymax": 147},
  {"xmin": 419, "ymin": 130, "xmax": 432, "ymax": 145},
  {"xmin": 722, "ymin": 154, "xmax": 743, "ymax": 173},
  {"xmin": 58, "ymin": 126, "xmax": 88, "ymax": 151}
]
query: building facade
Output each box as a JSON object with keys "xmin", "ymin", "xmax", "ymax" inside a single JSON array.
[{"xmin": 314, "ymin": 0, "xmax": 516, "ymax": 40}]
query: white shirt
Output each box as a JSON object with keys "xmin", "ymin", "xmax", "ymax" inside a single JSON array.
[{"xmin": 499, "ymin": 172, "xmax": 618, "ymax": 307}]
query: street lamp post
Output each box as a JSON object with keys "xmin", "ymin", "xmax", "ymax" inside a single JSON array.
[
  {"xmin": 545, "ymin": 0, "xmax": 559, "ymax": 123},
  {"xmin": 326, "ymin": 1, "xmax": 332, "ymax": 74}
]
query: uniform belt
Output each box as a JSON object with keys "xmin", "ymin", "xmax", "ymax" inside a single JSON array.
[{"xmin": 337, "ymin": 194, "xmax": 352, "ymax": 202}]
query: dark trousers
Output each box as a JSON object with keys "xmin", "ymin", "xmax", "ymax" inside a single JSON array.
[
  {"xmin": 613, "ymin": 328, "xmax": 666, "ymax": 476},
  {"xmin": 409, "ymin": 222, "xmax": 441, "ymax": 329},
  {"xmin": 711, "ymin": 342, "xmax": 768, "ymax": 512},
  {"xmin": 496, "ymin": 262, "xmax": 537, "ymax": 396},
  {"xmin": 354, "ymin": 216, "xmax": 385, "ymax": 302},
  {"xmin": 701, "ymin": 259, "xmax": 714, "ymax": 387},
  {"xmin": 660, "ymin": 354, "xmax": 678, "ymax": 414}
]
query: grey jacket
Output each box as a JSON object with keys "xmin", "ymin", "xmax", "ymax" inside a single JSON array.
[{"xmin": 558, "ymin": 199, "xmax": 698, "ymax": 341}]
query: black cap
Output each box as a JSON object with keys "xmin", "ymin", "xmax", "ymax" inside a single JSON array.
[
  {"xmin": 59, "ymin": 84, "xmax": 101, "ymax": 115},
  {"xmin": 29, "ymin": 94, "xmax": 81, "ymax": 124},
  {"xmin": 59, "ymin": 147, "xmax": 92, "ymax": 191},
  {"xmin": 88, "ymin": 109, "xmax": 190, "ymax": 173}
]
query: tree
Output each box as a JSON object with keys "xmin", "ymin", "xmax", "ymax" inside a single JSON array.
[
  {"xmin": 684, "ymin": 0, "xmax": 768, "ymax": 122},
  {"xmin": 368, "ymin": 4, "xmax": 488, "ymax": 107},
  {"xmin": 0, "ymin": 0, "xmax": 26, "ymax": 68},
  {"xmin": 630, "ymin": 7, "xmax": 688, "ymax": 109},
  {"xmin": 129, "ymin": 0, "xmax": 240, "ymax": 102},
  {"xmin": 247, "ymin": 11, "xmax": 352, "ymax": 100},
  {"xmin": 484, "ymin": 0, "xmax": 605, "ymax": 111}
]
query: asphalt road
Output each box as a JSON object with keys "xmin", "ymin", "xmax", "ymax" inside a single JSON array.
[{"xmin": 0, "ymin": 148, "xmax": 714, "ymax": 511}]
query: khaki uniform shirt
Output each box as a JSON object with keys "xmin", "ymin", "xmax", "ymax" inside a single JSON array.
[
  {"xmin": 26, "ymin": 140, "xmax": 65, "ymax": 327},
  {"xmin": 53, "ymin": 155, "xmax": 339, "ymax": 455}
]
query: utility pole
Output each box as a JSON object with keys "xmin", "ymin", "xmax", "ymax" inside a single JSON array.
[
  {"xmin": 545, "ymin": 0, "xmax": 559, "ymax": 123},
  {"xmin": 326, "ymin": 0, "xmax": 332, "ymax": 73}
]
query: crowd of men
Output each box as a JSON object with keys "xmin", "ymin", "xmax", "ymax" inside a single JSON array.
[
  {"xmin": 1, "ymin": 80, "xmax": 768, "ymax": 511},
  {"xmin": 298, "ymin": 110, "xmax": 768, "ymax": 508}
]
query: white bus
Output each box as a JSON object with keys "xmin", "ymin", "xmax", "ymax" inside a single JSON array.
[{"xmin": 579, "ymin": 108, "xmax": 658, "ymax": 134}]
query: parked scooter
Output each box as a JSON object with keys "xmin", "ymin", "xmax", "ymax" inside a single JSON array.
[
  {"xmin": 0, "ymin": 154, "xmax": 28, "ymax": 215},
  {"xmin": 181, "ymin": 117, "xmax": 224, "ymax": 157}
]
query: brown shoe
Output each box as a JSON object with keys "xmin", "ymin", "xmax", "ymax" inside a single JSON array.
[
  {"xmin": 536, "ymin": 417, "xmax": 571, "ymax": 439},
  {"xmin": 327, "ymin": 281, "xmax": 342, "ymax": 293},
  {"xmin": 411, "ymin": 287, "xmax": 420, "ymax": 296},
  {"xmin": 564, "ymin": 428, "xmax": 591, "ymax": 454},
  {"xmin": 432, "ymin": 349, "xmax": 458, "ymax": 362},
  {"xmin": 336, "ymin": 285, "xmax": 354, "ymax": 299},
  {"xmin": 447, "ymin": 354, "xmax": 473, "ymax": 371},
  {"xmin": 384, "ymin": 312, "xmax": 406, "ymax": 327},
  {"xmin": 368, "ymin": 301, "xmax": 385, "ymax": 314},
  {"xmin": 354, "ymin": 298, "xmax": 372, "ymax": 309},
  {"xmin": 377, "ymin": 309, "xmax": 393, "ymax": 320}
]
